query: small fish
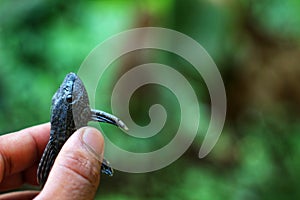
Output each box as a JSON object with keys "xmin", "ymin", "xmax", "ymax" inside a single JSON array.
[{"xmin": 37, "ymin": 72, "xmax": 128, "ymax": 187}]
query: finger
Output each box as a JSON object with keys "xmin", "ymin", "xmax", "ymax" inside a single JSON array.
[
  {"xmin": 35, "ymin": 127, "xmax": 104, "ymax": 200},
  {"xmin": 0, "ymin": 123, "xmax": 50, "ymax": 184},
  {"xmin": 0, "ymin": 190, "xmax": 39, "ymax": 200},
  {"xmin": 0, "ymin": 173, "xmax": 22, "ymax": 191},
  {"xmin": 0, "ymin": 164, "xmax": 38, "ymax": 192}
]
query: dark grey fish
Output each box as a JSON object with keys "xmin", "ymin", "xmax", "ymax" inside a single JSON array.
[{"xmin": 37, "ymin": 72, "xmax": 128, "ymax": 187}]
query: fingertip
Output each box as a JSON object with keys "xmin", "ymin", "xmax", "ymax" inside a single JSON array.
[
  {"xmin": 81, "ymin": 127, "xmax": 104, "ymax": 161},
  {"xmin": 36, "ymin": 127, "xmax": 103, "ymax": 200}
]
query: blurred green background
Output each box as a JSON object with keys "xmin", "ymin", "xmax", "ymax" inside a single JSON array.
[{"xmin": 1, "ymin": 0, "xmax": 300, "ymax": 199}]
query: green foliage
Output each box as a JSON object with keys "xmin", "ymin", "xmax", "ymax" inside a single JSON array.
[{"xmin": 1, "ymin": 0, "xmax": 300, "ymax": 199}]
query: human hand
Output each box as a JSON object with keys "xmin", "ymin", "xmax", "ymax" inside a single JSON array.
[{"xmin": 0, "ymin": 123, "xmax": 104, "ymax": 200}]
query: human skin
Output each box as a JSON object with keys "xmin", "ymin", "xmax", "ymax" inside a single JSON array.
[{"xmin": 0, "ymin": 123, "xmax": 104, "ymax": 200}]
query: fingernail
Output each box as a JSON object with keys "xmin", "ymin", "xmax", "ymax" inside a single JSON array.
[{"xmin": 82, "ymin": 128, "xmax": 104, "ymax": 161}]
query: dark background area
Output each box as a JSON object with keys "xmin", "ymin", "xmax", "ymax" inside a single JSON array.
[{"xmin": 1, "ymin": 0, "xmax": 300, "ymax": 199}]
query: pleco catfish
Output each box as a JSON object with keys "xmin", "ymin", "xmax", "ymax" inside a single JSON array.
[{"xmin": 37, "ymin": 72, "xmax": 128, "ymax": 187}]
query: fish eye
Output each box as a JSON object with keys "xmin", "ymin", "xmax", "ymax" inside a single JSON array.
[{"xmin": 66, "ymin": 94, "xmax": 72, "ymax": 103}]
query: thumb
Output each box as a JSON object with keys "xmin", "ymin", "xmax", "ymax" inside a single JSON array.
[{"xmin": 35, "ymin": 127, "xmax": 104, "ymax": 200}]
